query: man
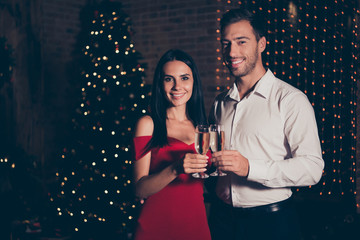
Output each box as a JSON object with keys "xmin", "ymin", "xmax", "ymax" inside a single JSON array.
[{"xmin": 208, "ymin": 8, "xmax": 324, "ymax": 240}]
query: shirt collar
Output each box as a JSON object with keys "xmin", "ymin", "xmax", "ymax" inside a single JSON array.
[
  {"xmin": 252, "ymin": 69, "xmax": 275, "ymax": 99},
  {"xmin": 226, "ymin": 82, "xmax": 241, "ymax": 101},
  {"xmin": 225, "ymin": 69, "xmax": 275, "ymax": 101}
]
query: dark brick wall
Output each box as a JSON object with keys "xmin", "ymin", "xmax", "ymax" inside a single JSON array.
[
  {"xmin": 40, "ymin": 0, "xmax": 87, "ymax": 175},
  {"xmin": 120, "ymin": 0, "xmax": 225, "ymax": 110},
  {"xmin": 0, "ymin": 0, "xmax": 48, "ymax": 164},
  {"xmin": 0, "ymin": 0, "xmax": 89, "ymax": 178}
]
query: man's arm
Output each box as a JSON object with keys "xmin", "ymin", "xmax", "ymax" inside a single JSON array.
[{"xmin": 247, "ymin": 92, "xmax": 324, "ymax": 187}]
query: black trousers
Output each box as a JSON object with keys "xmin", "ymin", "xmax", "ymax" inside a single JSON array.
[{"xmin": 208, "ymin": 197, "xmax": 302, "ymax": 240}]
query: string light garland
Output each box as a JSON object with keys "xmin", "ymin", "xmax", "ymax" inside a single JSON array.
[
  {"xmin": 352, "ymin": 8, "xmax": 360, "ymax": 209},
  {"xmin": 0, "ymin": 157, "xmax": 15, "ymax": 169},
  {"xmin": 220, "ymin": 0, "xmax": 359, "ymax": 208},
  {"xmin": 49, "ymin": 2, "xmax": 149, "ymax": 236},
  {"xmin": 216, "ymin": 0, "xmax": 232, "ymax": 92}
]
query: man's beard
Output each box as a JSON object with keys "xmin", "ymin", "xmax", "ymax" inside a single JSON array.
[{"xmin": 227, "ymin": 48, "xmax": 259, "ymax": 78}]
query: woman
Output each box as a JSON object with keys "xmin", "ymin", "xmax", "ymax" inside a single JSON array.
[{"xmin": 132, "ymin": 49, "xmax": 211, "ymax": 240}]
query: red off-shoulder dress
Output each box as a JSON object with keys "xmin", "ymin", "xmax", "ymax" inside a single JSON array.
[{"xmin": 133, "ymin": 136, "xmax": 211, "ymax": 240}]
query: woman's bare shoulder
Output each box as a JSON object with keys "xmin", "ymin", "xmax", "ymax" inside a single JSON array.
[{"xmin": 135, "ymin": 115, "xmax": 154, "ymax": 137}]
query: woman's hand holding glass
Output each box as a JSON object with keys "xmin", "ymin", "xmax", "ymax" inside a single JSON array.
[
  {"xmin": 178, "ymin": 152, "xmax": 208, "ymax": 176},
  {"xmin": 192, "ymin": 125, "xmax": 210, "ymax": 178}
]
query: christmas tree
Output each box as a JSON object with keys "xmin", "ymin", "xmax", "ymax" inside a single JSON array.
[{"xmin": 49, "ymin": 1, "xmax": 149, "ymax": 238}]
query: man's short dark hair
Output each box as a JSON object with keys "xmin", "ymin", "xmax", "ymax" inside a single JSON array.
[{"xmin": 220, "ymin": 8, "xmax": 265, "ymax": 41}]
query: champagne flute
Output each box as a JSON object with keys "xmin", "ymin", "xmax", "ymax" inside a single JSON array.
[
  {"xmin": 209, "ymin": 124, "xmax": 227, "ymax": 176},
  {"xmin": 192, "ymin": 125, "xmax": 210, "ymax": 178}
]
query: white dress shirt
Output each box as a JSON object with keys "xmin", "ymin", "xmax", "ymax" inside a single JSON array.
[{"xmin": 209, "ymin": 69, "xmax": 324, "ymax": 208}]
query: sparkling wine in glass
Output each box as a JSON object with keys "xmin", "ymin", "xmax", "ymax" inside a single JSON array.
[
  {"xmin": 209, "ymin": 124, "xmax": 226, "ymax": 176},
  {"xmin": 192, "ymin": 125, "xmax": 210, "ymax": 178}
]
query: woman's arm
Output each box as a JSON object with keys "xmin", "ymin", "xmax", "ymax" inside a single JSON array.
[{"xmin": 133, "ymin": 116, "xmax": 208, "ymax": 199}]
